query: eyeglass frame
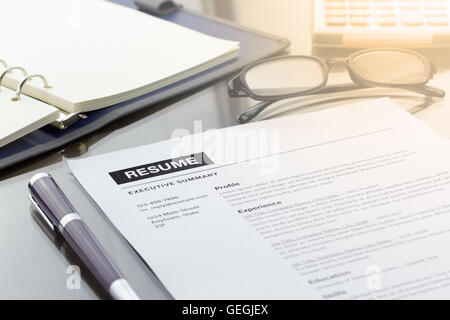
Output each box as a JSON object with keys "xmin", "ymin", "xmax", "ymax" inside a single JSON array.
[{"xmin": 228, "ymin": 48, "xmax": 445, "ymax": 102}]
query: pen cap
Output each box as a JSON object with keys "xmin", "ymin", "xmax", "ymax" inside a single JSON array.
[{"xmin": 28, "ymin": 173, "xmax": 76, "ymax": 228}]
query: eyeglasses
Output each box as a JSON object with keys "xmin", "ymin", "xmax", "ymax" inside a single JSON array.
[{"xmin": 228, "ymin": 48, "xmax": 445, "ymax": 123}]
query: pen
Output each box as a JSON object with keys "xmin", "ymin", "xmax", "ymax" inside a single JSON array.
[{"xmin": 28, "ymin": 172, "xmax": 140, "ymax": 300}]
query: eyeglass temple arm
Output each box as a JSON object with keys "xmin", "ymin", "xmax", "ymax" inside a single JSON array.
[
  {"xmin": 236, "ymin": 84, "xmax": 369, "ymax": 124},
  {"xmin": 309, "ymin": 83, "xmax": 445, "ymax": 97},
  {"xmin": 265, "ymin": 94, "xmax": 433, "ymax": 122},
  {"xmin": 405, "ymin": 85, "xmax": 445, "ymax": 98},
  {"xmin": 236, "ymin": 84, "xmax": 366, "ymax": 123},
  {"xmin": 235, "ymin": 84, "xmax": 362, "ymax": 123},
  {"xmin": 237, "ymin": 84, "xmax": 445, "ymax": 124}
]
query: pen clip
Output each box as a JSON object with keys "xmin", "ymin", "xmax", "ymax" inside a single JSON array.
[{"xmin": 28, "ymin": 194, "xmax": 56, "ymax": 232}]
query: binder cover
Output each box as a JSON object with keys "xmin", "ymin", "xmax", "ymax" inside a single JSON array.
[{"xmin": 0, "ymin": 0, "xmax": 290, "ymax": 171}]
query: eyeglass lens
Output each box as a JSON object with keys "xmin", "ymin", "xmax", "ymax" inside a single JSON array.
[
  {"xmin": 244, "ymin": 50, "xmax": 430, "ymax": 98},
  {"xmin": 244, "ymin": 57, "xmax": 325, "ymax": 97},
  {"xmin": 350, "ymin": 50, "xmax": 428, "ymax": 85}
]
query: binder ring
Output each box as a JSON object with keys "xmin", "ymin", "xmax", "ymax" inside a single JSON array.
[
  {"xmin": 12, "ymin": 74, "xmax": 52, "ymax": 101},
  {"xmin": 0, "ymin": 59, "xmax": 7, "ymax": 68},
  {"xmin": 0, "ymin": 66, "xmax": 27, "ymax": 91}
]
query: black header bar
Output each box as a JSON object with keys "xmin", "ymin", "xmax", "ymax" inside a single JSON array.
[{"xmin": 109, "ymin": 152, "xmax": 213, "ymax": 185}]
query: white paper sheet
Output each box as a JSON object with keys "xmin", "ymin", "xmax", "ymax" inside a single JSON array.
[
  {"xmin": 0, "ymin": 87, "xmax": 59, "ymax": 148},
  {"xmin": 68, "ymin": 99, "xmax": 450, "ymax": 299}
]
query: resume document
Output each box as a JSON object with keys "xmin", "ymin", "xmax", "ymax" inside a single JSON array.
[{"xmin": 68, "ymin": 99, "xmax": 450, "ymax": 299}]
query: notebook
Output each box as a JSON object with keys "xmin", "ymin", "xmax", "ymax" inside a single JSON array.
[{"xmin": 0, "ymin": 0, "xmax": 240, "ymax": 148}]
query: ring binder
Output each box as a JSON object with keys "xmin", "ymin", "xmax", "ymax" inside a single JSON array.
[
  {"xmin": 0, "ymin": 57, "xmax": 85, "ymax": 129},
  {"xmin": 0, "ymin": 66, "xmax": 27, "ymax": 91},
  {"xmin": 12, "ymin": 74, "xmax": 52, "ymax": 101}
]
